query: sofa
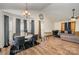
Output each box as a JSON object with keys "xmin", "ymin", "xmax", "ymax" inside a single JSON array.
[{"xmin": 60, "ymin": 33, "xmax": 79, "ymax": 43}]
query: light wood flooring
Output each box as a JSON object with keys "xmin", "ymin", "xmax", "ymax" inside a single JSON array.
[
  {"xmin": 1, "ymin": 36, "xmax": 79, "ymax": 55},
  {"xmin": 17, "ymin": 36, "xmax": 79, "ymax": 55}
]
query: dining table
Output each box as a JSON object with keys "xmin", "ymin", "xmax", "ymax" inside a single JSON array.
[{"xmin": 25, "ymin": 34, "xmax": 33, "ymax": 42}]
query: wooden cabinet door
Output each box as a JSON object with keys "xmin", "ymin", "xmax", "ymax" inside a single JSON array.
[
  {"xmin": 71, "ymin": 21, "xmax": 75, "ymax": 33},
  {"xmin": 61, "ymin": 23, "xmax": 65, "ymax": 32}
]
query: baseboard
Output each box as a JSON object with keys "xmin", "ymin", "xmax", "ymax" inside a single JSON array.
[{"xmin": 44, "ymin": 32, "xmax": 52, "ymax": 36}]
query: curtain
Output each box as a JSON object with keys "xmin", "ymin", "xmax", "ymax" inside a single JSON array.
[
  {"xmin": 4, "ymin": 15, "xmax": 9, "ymax": 47},
  {"xmin": 68, "ymin": 22, "xmax": 71, "ymax": 33},
  {"xmin": 31, "ymin": 20, "xmax": 34, "ymax": 34},
  {"xmin": 65, "ymin": 22, "xmax": 67, "ymax": 31},
  {"xmin": 16, "ymin": 18, "xmax": 20, "ymax": 35},
  {"xmin": 24, "ymin": 20, "xmax": 27, "ymax": 32},
  {"xmin": 65, "ymin": 22, "xmax": 71, "ymax": 34}
]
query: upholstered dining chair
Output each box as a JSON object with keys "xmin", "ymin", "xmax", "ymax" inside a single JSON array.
[{"xmin": 13, "ymin": 36, "xmax": 25, "ymax": 51}]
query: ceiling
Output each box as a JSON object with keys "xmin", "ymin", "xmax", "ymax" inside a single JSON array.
[
  {"xmin": 42, "ymin": 3, "xmax": 79, "ymax": 21},
  {"xmin": 0, "ymin": 3, "xmax": 50, "ymax": 11},
  {"xmin": 1, "ymin": 3, "xmax": 79, "ymax": 21}
]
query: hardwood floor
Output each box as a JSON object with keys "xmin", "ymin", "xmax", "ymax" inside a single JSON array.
[
  {"xmin": 16, "ymin": 36, "xmax": 79, "ymax": 55},
  {"xmin": 1, "ymin": 36, "xmax": 79, "ymax": 55}
]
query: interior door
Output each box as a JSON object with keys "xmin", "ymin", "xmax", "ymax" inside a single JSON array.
[
  {"xmin": 4, "ymin": 15, "xmax": 9, "ymax": 47},
  {"xmin": 16, "ymin": 18, "xmax": 20, "ymax": 35}
]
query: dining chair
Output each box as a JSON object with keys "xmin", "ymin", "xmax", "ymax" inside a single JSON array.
[{"xmin": 13, "ymin": 36, "xmax": 25, "ymax": 51}]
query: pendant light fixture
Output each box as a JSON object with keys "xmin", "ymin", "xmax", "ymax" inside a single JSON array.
[
  {"xmin": 22, "ymin": 3, "xmax": 31, "ymax": 18},
  {"xmin": 70, "ymin": 8, "xmax": 76, "ymax": 21}
]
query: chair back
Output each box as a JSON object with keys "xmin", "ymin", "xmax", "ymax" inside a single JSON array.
[
  {"xmin": 13, "ymin": 36, "xmax": 25, "ymax": 46},
  {"xmin": 18, "ymin": 36, "xmax": 25, "ymax": 46}
]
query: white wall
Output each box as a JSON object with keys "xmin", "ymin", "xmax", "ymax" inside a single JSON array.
[
  {"xmin": 0, "ymin": 11, "xmax": 26, "ymax": 46},
  {"xmin": 2, "ymin": 9, "xmax": 40, "ymax": 34},
  {"xmin": 54, "ymin": 21, "xmax": 61, "ymax": 30},
  {"xmin": 0, "ymin": 11, "xmax": 4, "ymax": 48},
  {"xmin": 2, "ymin": 9, "xmax": 54, "ymax": 37},
  {"xmin": 0, "ymin": 8, "xmax": 61, "ymax": 47},
  {"xmin": 41, "ymin": 16, "xmax": 54, "ymax": 37},
  {"xmin": 53, "ymin": 20, "xmax": 79, "ymax": 32},
  {"xmin": 0, "ymin": 9, "xmax": 41, "ymax": 47},
  {"xmin": 75, "ymin": 20, "xmax": 79, "ymax": 31},
  {"xmin": 38, "ymin": 9, "xmax": 55, "ymax": 37},
  {"xmin": 42, "ymin": 4, "xmax": 79, "ymax": 32}
]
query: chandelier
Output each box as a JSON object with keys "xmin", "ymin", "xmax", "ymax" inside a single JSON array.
[
  {"xmin": 23, "ymin": 10, "xmax": 31, "ymax": 16},
  {"xmin": 22, "ymin": 3, "xmax": 31, "ymax": 18}
]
